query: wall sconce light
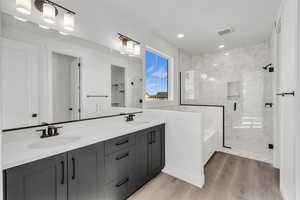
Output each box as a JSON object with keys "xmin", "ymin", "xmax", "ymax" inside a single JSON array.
[{"xmin": 118, "ymin": 33, "xmax": 141, "ymax": 57}]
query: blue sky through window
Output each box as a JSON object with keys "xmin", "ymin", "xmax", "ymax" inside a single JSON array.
[{"xmin": 145, "ymin": 51, "xmax": 168, "ymax": 98}]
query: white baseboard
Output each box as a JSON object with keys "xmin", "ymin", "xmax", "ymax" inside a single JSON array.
[
  {"xmin": 220, "ymin": 147, "xmax": 273, "ymax": 164},
  {"xmin": 162, "ymin": 166, "xmax": 205, "ymax": 188}
]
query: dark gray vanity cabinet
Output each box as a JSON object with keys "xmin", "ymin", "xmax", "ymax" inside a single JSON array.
[
  {"xmin": 67, "ymin": 143, "xmax": 105, "ymax": 200},
  {"xmin": 147, "ymin": 125, "xmax": 165, "ymax": 179},
  {"xmin": 4, "ymin": 124, "xmax": 165, "ymax": 200},
  {"xmin": 135, "ymin": 124, "xmax": 165, "ymax": 189},
  {"xmin": 5, "ymin": 153, "xmax": 68, "ymax": 200}
]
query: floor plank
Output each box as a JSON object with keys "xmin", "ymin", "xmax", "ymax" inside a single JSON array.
[{"xmin": 128, "ymin": 152, "xmax": 282, "ymax": 200}]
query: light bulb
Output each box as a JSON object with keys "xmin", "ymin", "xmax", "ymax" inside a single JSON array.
[
  {"xmin": 134, "ymin": 44, "xmax": 141, "ymax": 56},
  {"xmin": 64, "ymin": 12, "xmax": 75, "ymax": 31},
  {"xmin": 126, "ymin": 41, "xmax": 134, "ymax": 53},
  {"xmin": 43, "ymin": 3, "xmax": 56, "ymax": 24},
  {"xmin": 16, "ymin": 0, "xmax": 31, "ymax": 15}
]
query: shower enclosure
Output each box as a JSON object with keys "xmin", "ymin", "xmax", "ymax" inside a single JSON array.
[{"xmin": 180, "ymin": 44, "xmax": 274, "ymax": 162}]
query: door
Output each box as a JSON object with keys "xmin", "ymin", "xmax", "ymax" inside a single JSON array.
[
  {"xmin": 148, "ymin": 126, "xmax": 164, "ymax": 178},
  {"xmin": 68, "ymin": 143, "xmax": 105, "ymax": 200},
  {"xmin": 135, "ymin": 131, "xmax": 149, "ymax": 188},
  {"xmin": 1, "ymin": 38, "xmax": 39, "ymax": 129},
  {"xmin": 276, "ymin": 0, "xmax": 298, "ymax": 199},
  {"xmin": 5, "ymin": 154, "xmax": 67, "ymax": 200}
]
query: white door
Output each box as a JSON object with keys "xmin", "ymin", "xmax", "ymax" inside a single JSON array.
[
  {"xmin": 276, "ymin": 0, "xmax": 298, "ymax": 199},
  {"xmin": 1, "ymin": 38, "xmax": 39, "ymax": 129},
  {"xmin": 70, "ymin": 58, "xmax": 80, "ymax": 120}
]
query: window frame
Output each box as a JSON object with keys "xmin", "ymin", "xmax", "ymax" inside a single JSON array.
[{"xmin": 144, "ymin": 46, "xmax": 174, "ymax": 102}]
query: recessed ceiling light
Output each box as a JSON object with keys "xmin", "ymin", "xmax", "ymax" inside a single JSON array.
[
  {"xmin": 14, "ymin": 16, "xmax": 27, "ymax": 22},
  {"xmin": 59, "ymin": 31, "xmax": 69, "ymax": 36},
  {"xmin": 39, "ymin": 24, "xmax": 50, "ymax": 30},
  {"xmin": 177, "ymin": 34, "xmax": 185, "ymax": 38},
  {"xmin": 218, "ymin": 44, "xmax": 225, "ymax": 49},
  {"xmin": 208, "ymin": 77, "xmax": 216, "ymax": 82},
  {"xmin": 201, "ymin": 73, "xmax": 208, "ymax": 80},
  {"xmin": 213, "ymin": 63, "xmax": 219, "ymax": 67},
  {"xmin": 224, "ymin": 52, "xmax": 230, "ymax": 56}
]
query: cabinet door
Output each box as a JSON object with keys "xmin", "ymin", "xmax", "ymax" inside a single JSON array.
[
  {"xmin": 135, "ymin": 131, "xmax": 150, "ymax": 189},
  {"xmin": 149, "ymin": 125, "xmax": 165, "ymax": 178},
  {"xmin": 5, "ymin": 154, "xmax": 67, "ymax": 200},
  {"xmin": 1, "ymin": 38, "xmax": 39, "ymax": 129},
  {"xmin": 68, "ymin": 143, "xmax": 105, "ymax": 200}
]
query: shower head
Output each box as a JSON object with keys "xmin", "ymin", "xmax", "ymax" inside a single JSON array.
[{"xmin": 262, "ymin": 63, "xmax": 272, "ymax": 70}]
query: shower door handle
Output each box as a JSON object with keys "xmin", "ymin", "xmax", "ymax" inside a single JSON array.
[{"xmin": 277, "ymin": 91, "xmax": 295, "ymax": 97}]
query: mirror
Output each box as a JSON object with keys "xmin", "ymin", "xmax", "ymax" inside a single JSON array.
[{"xmin": 1, "ymin": 14, "xmax": 144, "ymax": 130}]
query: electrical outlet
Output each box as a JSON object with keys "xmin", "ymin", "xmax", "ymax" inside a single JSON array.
[{"xmin": 96, "ymin": 104, "xmax": 102, "ymax": 113}]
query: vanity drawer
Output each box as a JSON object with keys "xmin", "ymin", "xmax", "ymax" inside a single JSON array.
[
  {"xmin": 105, "ymin": 134, "xmax": 135, "ymax": 155},
  {"xmin": 105, "ymin": 147, "xmax": 135, "ymax": 183},
  {"xmin": 105, "ymin": 174, "xmax": 134, "ymax": 200}
]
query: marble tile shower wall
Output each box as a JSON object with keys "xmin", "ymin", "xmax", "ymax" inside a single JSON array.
[{"xmin": 182, "ymin": 42, "xmax": 273, "ymax": 162}]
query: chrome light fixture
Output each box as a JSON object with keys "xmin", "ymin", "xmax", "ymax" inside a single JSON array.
[
  {"xmin": 118, "ymin": 33, "xmax": 141, "ymax": 57},
  {"xmin": 34, "ymin": 0, "xmax": 76, "ymax": 31},
  {"xmin": 16, "ymin": 0, "xmax": 31, "ymax": 15}
]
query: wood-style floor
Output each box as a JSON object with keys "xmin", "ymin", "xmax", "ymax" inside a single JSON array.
[{"xmin": 129, "ymin": 152, "xmax": 282, "ymax": 200}]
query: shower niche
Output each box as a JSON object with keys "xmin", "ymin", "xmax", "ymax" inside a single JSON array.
[{"xmin": 227, "ymin": 81, "xmax": 241, "ymax": 111}]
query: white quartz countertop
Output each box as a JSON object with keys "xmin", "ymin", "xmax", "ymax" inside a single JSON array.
[{"xmin": 2, "ymin": 115, "xmax": 165, "ymax": 170}]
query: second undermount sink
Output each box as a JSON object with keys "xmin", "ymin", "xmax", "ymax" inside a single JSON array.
[{"xmin": 29, "ymin": 136, "xmax": 81, "ymax": 149}]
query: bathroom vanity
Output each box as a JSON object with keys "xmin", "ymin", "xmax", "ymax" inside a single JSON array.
[{"xmin": 3, "ymin": 119, "xmax": 165, "ymax": 200}]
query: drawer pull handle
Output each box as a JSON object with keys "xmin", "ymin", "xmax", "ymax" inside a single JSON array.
[
  {"xmin": 115, "ymin": 139, "xmax": 129, "ymax": 146},
  {"xmin": 115, "ymin": 177, "xmax": 129, "ymax": 187},
  {"xmin": 60, "ymin": 161, "xmax": 65, "ymax": 185},
  {"xmin": 72, "ymin": 157, "xmax": 76, "ymax": 180},
  {"xmin": 116, "ymin": 152, "xmax": 129, "ymax": 160}
]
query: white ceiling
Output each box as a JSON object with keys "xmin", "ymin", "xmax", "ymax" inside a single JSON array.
[
  {"xmin": 101, "ymin": 0, "xmax": 282, "ymax": 54},
  {"xmin": 2, "ymin": 0, "xmax": 282, "ymax": 55}
]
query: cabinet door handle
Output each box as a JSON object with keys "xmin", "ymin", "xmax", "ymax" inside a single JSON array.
[
  {"xmin": 72, "ymin": 157, "xmax": 76, "ymax": 180},
  {"xmin": 115, "ymin": 152, "xmax": 129, "ymax": 160},
  {"xmin": 148, "ymin": 132, "xmax": 152, "ymax": 144},
  {"xmin": 115, "ymin": 139, "xmax": 129, "ymax": 146},
  {"xmin": 152, "ymin": 132, "xmax": 156, "ymax": 144},
  {"xmin": 115, "ymin": 177, "xmax": 129, "ymax": 187},
  {"xmin": 60, "ymin": 161, "xmax": 65, "ymax": 185}
]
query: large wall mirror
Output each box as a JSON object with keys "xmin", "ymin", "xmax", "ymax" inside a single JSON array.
[{"xmin": 1, "ymin": 14, "xmax": 144, "ymax": 130}]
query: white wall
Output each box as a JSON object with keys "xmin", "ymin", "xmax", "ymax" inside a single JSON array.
[
  {"xmin": 1, "ymin": 13, "xmax": 147, "ymax": 121},
  {"xmin": 126, "ymin": 58, "xmax": 143, "ymax": 108},
  {"xmin": 140, "ymin": 109, "xmax": 205, "ymax": 187},
  {"xmin": 2, "ymin": 12, "xmax": 181, "ymax": 111},
  {"xmin": 273, "ymin": 0, "xmax": 299, "ymax": 199}
]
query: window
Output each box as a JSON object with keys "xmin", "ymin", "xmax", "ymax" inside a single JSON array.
[{"xmin": 145, "ymin": 50, "xmax": 169, "ymax": 100}]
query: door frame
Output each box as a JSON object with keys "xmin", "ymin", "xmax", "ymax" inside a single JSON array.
[{"xmin": 47, "ymin": 50, "xmax": 82, "ymax": 122}]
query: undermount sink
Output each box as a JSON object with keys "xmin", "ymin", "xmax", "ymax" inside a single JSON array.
[
  {"xmin": 128, "ymin": 121, "xmax": 151, "ymax": 125},
  {"xmin": 29, "ymin": 136, "xmax": 81, "ymax": 149}
]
